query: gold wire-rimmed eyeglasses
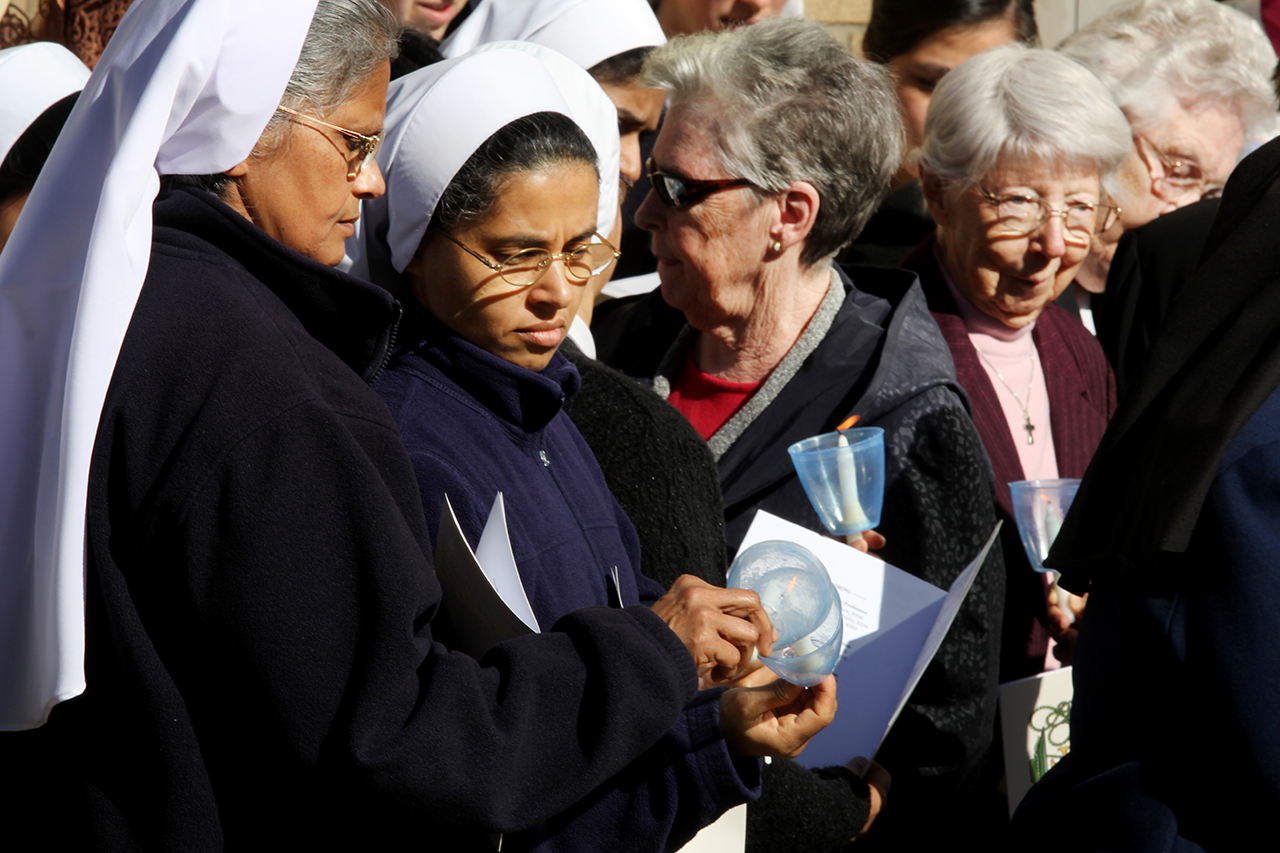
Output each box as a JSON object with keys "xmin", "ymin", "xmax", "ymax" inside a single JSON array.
[
  {"xmin": 438, "ymin": 230, "xmax": 622, "ymax": 288},
  {"xmin": 975, "ymin": 186, "xmax": 1121, "ymax": 247},
  {"xmin": 278, "ymin": 106, "xmax": 383, "ymax": 179}
]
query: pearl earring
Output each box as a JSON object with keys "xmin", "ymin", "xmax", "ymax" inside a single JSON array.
[{"xmin": 771, "ymin": 240, "xmax": 782, "ymax": 253}]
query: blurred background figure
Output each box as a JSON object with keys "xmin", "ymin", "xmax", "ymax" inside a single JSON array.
[
  {"xmin": 907, "ymin": 44, "xmax": 1131, "ymax": 684},
  {"xmin": 0, "ymin": 41, "xmax": 88, "ymax": 252},
  {"xmin": 1057, "ymin": 0, "xmax": 1277, "ymax": 303},
  {"xmin": 0, "ymin": 0, "xmax": 130, "ymax": 67},
  {"xmin": 381, "ymin": 0, "xmax": 467, "ymax": 41},
  {"xmin": 844, "ymin": 0, "xmax": 1038, "ymax": 266},
  {"xmin": 596, "ymin": 18, "xmax": 1003, "ymax": 851},
  {"xmin": 652, "ymin": 0, "xmax": 790, "ymax": 37}
]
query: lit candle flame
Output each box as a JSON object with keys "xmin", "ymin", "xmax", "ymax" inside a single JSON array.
[{"xmin": 836, "ymin": 414, "xmax": 860, "ymax": 432}]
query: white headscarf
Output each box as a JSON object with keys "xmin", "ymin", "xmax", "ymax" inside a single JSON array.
[
  {"xmin": 0, "ymin": 43, "xmax": 90, "ymax": 166},
  {"xmin": 347, "ymin": 44, "xmax": 616, "ymax": 286},
  {"xmin": 474, "ymin": 41, "xmax": 621, "ymax": 242},
  {"xmin": 0, "ymin": 0, "xmax": 320, "ymax": 730},
  {"xmin": 440, "ymin": 0, "xmax": 666, "ymax": 72}
]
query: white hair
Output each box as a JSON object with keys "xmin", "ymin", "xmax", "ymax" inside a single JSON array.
[
  {"xmin": 641, "ymin": 17, "xmax": 904, "ymax": 264},
  {"xmin": 918, "ymin": 44, "xmax": 1132, "ymax": 187},
  {"xmin": 1059, "ymin": 0, "xmax": 1277, "ymax": 139}
]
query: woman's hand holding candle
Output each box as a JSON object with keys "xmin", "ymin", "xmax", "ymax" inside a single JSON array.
[
  {"xmin": 651, "ymin": 574, "xmax": 776, "ymax": 685},
  {"xmin": 719, "ymin": 674, "xmax": 838, "ymax": 758},
  {"xmin": 845, "ymin": 528, "xmax": 886, "ymax": 555}
]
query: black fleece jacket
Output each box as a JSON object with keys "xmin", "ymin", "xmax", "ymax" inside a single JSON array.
[{"xmin": 1, "ymin": 185, "xmax": 698, "ymax": 851}]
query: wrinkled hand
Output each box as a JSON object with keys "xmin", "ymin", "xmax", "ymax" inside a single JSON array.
[
  {"xmin": 651, "ymin": 575, "xmax": 775, "ymax": 685},
  {"xmin": 719, "ymin": 675, "xmax": 837, "ymax": 758},
  {"xmin": 845, "ymin": 528, "xmax": 886, "ymax": 556}
]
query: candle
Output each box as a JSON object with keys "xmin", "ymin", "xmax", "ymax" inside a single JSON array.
[{"xmin": 837, "ymin": 432, "xmax": 869, "ymax": 530}]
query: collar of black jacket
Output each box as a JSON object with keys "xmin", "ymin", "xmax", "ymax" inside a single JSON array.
[{"xmin": 153, "ymin": 183, "xmax": 401, "ymax": 384}]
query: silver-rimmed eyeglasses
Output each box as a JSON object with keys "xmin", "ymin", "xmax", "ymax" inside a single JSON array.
[
  {"xmin": 439, "ymin": 230, "xmax": 621, "ymax": 287},
  {"xmin": 975, "ymin": 186, "xmax": 1121, "ymax": 247},
  {"xmin": 278, "ymin": 106, "xmax": 383, "ymax": 179}
]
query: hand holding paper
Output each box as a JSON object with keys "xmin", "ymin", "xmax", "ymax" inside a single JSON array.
[
  {"xmin": 719, "ymin": 675, "xmax": 838, "ymax": 758},
  {"xmin": 650, "ymin": 574, "xmax": 776, "ymax": 685},
  {"xmin": 847, "ymin": 757, "xmax": 891, "ymax": 838}
]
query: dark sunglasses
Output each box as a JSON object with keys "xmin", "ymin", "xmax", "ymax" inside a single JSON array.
[{"xmin": 646, "ymin": 158, "xmax": 756, "ymax": 209}]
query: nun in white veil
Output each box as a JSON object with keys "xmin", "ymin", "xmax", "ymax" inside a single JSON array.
[
  {"xmin": 0, "ymin": 42, "xmax": 89, "ymax": 169},
  {"xmin": 348, "ymin": 45, "xmax": 836, "ymax": 853},
  {"xmin": 0, "ymin": 0, "xmax": 800, "ymax": 847},
  {"xmin": 0, "ymin": 43, "xmax": 89, "ymax": 252},
  {"xmin": 0, "ymin": 0, "xmax": 319, "ymax": 734},
  {"xmin": 441, "ymin": 0, "xmax": 668, "ymax": 308}
]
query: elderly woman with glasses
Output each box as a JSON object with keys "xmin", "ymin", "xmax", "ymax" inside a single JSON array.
[
  {"xmin": 594, "ymin": 17, "xmax": 1007, "ymax": 850},
  {"xmin": 903, "ymin": 44, "xmax": 1132, "ymax": 682},
  {"xmin": 1057, "ymin": 0, "xmax": 1276, "ymax": 293}
]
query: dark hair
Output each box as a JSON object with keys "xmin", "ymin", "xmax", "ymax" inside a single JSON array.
[
  {"xmin": 430, "ymin": 111, "xmax": 599, "ymax": 233},
  {"xmin": 588, "ymin": 46, "xmax": 656, "ymax": 87},
  {"xmin": 862, "ymin": 0, "xmax": 1037, "ymax": 64},
  {"xmin": 390, "ymin": 26, "xmax": 446, "ymax": 81},
  {"xmin": 0, "ymin": 92, "xmax": 79, "ymax": 205}
]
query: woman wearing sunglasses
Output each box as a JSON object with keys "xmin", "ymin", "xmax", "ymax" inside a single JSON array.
[
  {"xmin": 904, "ymin": 44, "xmax": 1130, "ymax": 687},
  {"xmin": 347, "ymin": 47, "xmax": 839, "ymax": 852},
  {"xmin": 592, "ymin": 18, "xmax": 1007, "ymax": 851}
]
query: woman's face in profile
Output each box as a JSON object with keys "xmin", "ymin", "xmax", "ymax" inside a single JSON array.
[
  {"xmin": 226, "ymin": 62, "xmax": 390, "ymax": 267},
  {"xmin": 409, "ymin": 162, "xmax": 599, "ymax": 371}
]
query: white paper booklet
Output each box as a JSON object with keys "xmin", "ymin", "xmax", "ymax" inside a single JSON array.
[
  {"xmin": 434, "ymin": 493, "xmax": 539, "ymax": 659},
  {"xmin": 999, "ymin": 666, "xmax": 1074, "ymax": 817},
  {"xmin": 735, "ymin": 511, "xmax": 999, "ymax": 767}
]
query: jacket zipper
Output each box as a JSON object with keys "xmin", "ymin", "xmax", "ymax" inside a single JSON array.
[{"xmin": 368, "ymin": 299, "xmax": 403, "ymax": 385}]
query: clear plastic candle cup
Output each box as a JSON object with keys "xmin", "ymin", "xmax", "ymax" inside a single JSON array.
[
  {"xmin": 1009, "ymin": 479, "xmax": 1082, "ymax": 572},
  {"xmin": 727, "ymin": 540, "xmax": 843, "ymax": 687},
  {"xmin": 788, "ymin": 427, "xmax": 885, "ymax": 536}
]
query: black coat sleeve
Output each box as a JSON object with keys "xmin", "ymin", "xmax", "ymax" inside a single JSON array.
[{"xmin": 72, "ymin": 396, "xmax": 700, "ymax": 849}]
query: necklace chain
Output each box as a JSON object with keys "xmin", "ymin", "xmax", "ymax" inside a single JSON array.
[{"xmin": 973, "ymin": 343, "xmax": 1038, "ymax": 445}]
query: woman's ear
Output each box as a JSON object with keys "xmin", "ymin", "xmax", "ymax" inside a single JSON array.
[
  {"xmin": 772, "ymin": 180, "xmax": 821, "ymax": 252},
  {"xmin": 918, "ymin": 166, "xmax": 951, "ymax": 227},
  {"xmin": 224, "ymin": 158, "xmax": 250, "ymax": 178}
]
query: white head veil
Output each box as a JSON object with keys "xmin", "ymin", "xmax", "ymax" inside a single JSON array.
[
  {"xmin": 0, "ymin": 43, "xmax": 90, "ymax": 166},
  {"xmin": 440, "ymin": 0, "xmax": 666, "ymax": 72},
  {"xmin": 347, "ymin": 45, "xmax": 616, "ymax": 287},
  {"xmin": 473, "ymin": 41, "xmax": 621, "ymax": 243},
  {"xmin": 0, "ymin": 0, "xmax": 320, "ymax": 730}
]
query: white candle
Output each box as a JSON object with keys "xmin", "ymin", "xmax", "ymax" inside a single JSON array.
[{"xmin": 837, "ymin": 432, "xmax": 869, "ymax": 530}]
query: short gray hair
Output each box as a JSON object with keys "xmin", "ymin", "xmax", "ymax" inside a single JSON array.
[
  {"xmin": 641, "ymin": 17, "xmax": 903, "ymax": 266},
  {"xmin": 260, "ymin": 0, "xmax": 400, "ymax": 147},
  {"xmin": 1059, "ymin": 0, "xmax": 1277, "ymax": 139},
  {"xmin": 918, "ymin": 44, "xmax": 1132, "ymax": 188}
]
